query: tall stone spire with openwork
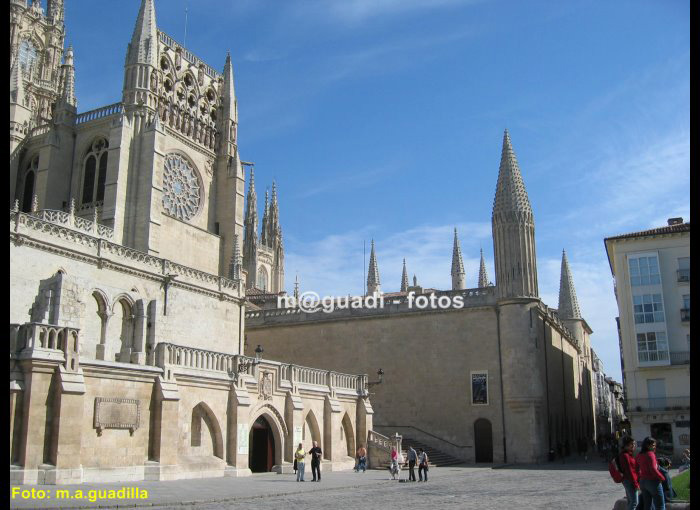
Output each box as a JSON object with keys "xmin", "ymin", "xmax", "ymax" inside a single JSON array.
[
  {"xmin": 401, "ymin": 259, "xmax": 409, "ymax": 292},
  {"xmin": 478, "ymin": 249, "xmax": 489, "ymax": 288},
  {"xmin": 451, "ymin": 228, "xmax": 466, "ymax": 290},
  {"xmin": 558, "ymin": 250, "xmax": 581, "ymax": 319},
  {"xmin": 243, "ymin": 167, "xmax": 258, "ymax": 288},
  {"xmin": 366, "ymin": 240, "xmax": 381, "ymax": 295},
  {"xmin": 123, "ymin": 0, "xmax": 158, "ymax": 109},
  {"xmin": 491, "ymin": 129, "xmax": 538, "ymax": 298}
]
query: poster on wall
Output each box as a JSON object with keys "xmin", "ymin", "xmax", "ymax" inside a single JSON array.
[
  {"xmin": 237, "ymin": 423, "xmax": 249, "ymax": 454},
  {"xmin": 471, "ymin": 371, "xmax": 488, "ymax": 405},
  {"xmin": 294, "ymin": 425, "xmax": 303, "ymax": 447}
]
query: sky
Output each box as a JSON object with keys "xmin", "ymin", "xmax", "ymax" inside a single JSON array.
[{"xmin": 62, "ymin": 0, "xmax": 689, "ymax": 382}]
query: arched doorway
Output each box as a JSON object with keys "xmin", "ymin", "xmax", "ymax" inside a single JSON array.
[
  {"xmin": 249, "ymin": 416, "xmax": 276, "ymax": 472},
  {"xmin": 474, "ymin": 418, "xmax": 493, "ymax": 463}
]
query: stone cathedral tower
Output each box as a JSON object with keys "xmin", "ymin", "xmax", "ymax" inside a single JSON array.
[{"xmin": 492, "ymin": 129, "xmax": 538, "ymax": 298}]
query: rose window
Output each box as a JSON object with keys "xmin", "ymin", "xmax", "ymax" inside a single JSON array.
[{"xmin": 162, "ymin": 154, "xmax": 201, "ymax": 221}]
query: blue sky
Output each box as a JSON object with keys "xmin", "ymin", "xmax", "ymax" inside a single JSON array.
[{"xmin": 64, "ymin": 0, "xmax": 689, "ymax": 381}]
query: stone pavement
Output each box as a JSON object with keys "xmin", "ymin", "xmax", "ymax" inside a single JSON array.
[{"xmin": 10, "ymin": 462, "xmax": 622, "ymax": 510}]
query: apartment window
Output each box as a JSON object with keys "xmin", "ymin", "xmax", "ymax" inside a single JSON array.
[
  {"xmin": 681, "ymin": 295, "xmax": 690, "ymax": 322},
  {"xmin": 678, "ymin": 257, "xmax": 690, "ymax": 282},
  {"xmin": 629, "ymin": 256, "xmax": 660, "ymax": 286},
  {"xmin": 632, "ymin": 294, "xmax": 665, "ymax": 323},
  {"xmin": 637, "ymin": 332, "xmax": 669, "ymax": 363}
]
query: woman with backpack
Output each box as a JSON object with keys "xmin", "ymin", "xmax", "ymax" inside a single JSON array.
[
  {"xmin": 637, "ymin": 437, "xmax": 666, "ymax": 510},
  {"xmin": 618, "ymin": 436, "xmax": 639, "ymax": 510}
]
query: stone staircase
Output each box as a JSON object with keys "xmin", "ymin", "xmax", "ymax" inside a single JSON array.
[
  {"xmin": 400, "ymin": 436, "xmax": 463, "ymax": 467},
  {"xmin": 373, "ymin": 436, "xmax": 463, "ymax": 469}
]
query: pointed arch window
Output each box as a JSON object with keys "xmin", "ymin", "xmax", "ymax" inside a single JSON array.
[
  {"xmin": 81, "ymin": 138, "xmax": 109, "ymax": 209},
  {"xmin": 257, "ymin": 266, "xmax": 269, "ymax": 291},
  {"xmin": 18, "ymin": 40, "xmax": 38, "ymax": 72},
  {"xmin": 21, "ymin": 155, "xmax": 39, "ymax": 212}
]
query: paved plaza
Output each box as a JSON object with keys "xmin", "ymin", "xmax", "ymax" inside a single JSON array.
[{"xmin": 11, "ymin": 462, "xmax": 623, "ymax": 510}]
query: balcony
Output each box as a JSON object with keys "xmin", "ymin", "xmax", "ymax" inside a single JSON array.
[
  {"xmin": 669, "ymin": 351, "xmax": 690, "ymax": 365},
  {"xmin": 627, "ymin": 397, "xmax": 690, "ymax": 413},
  {"xmin": 677, "ymin": 269, "xmax": 690, "ymax": 283},
  {"xmin": 681, "ymin": 308, "xmax": 690, "ymax": 322}
]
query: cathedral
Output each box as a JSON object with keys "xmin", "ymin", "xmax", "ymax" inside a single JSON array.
[
  {"xmin": 10, "ymin": 0, "xmax": 372, "ymax": 485},
  {"xmin": 246, "ymin": 130, "xmax": 598, "ymax": 465}
]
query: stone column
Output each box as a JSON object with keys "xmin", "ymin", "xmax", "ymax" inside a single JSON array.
[
  {"xmin": 324, "ymin": 395, "xmax": 342, "ymax": 463},
  {"xmin": 355, "ymin": 396, "xmax": 374, "ymax": 454},
  {"xmin": 50, "ymin": 365, "xmax": 86, "ymax": 484},
  {"xmin": 225, "ymin": 382, "xmax": 252, "ymax": 477},
  {"xmin": 131, "ymin": 299, "xmax": 147, "ymax": 364},
  {"xmin": 145, "ymin": 375, "xmax": 180, "ymax": 481}
]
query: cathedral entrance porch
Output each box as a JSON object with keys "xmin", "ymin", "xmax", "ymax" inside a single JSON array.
[{"xmin": 249, "ymin": 416, "xmax": 276, "ymax": 473}]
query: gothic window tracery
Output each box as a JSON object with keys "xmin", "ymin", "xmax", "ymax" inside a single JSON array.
[
  {"xmin": 18, "ymin": 39, "xmax": 38, "ymax": 71},
  {"xmin": 80, "ymin": 138, "xmax": 109, "ymax": 209},
  {"xmin": 257, "ymin": 266, "xmax": 269, "ymax": 291},
  {"xmin": 162, "ymin": 153, "xmax": 202, "ymax": 221}
]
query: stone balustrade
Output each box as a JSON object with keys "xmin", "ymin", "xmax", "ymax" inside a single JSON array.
[
  {"xmin": 155, "ymin": 342, "xmax": 367, "ymax": 394},
  {"xmin": 75, "ymin": 102, "xmax": 124, "ymax": 125},
  {"xmin": 10, "ymin": 209, "xmax": 242, "ymax": 301},
  {"xmin": 157, "ymin": 31, "xmax": 221, "ymax": 79},
  {"xmin": 10, "ymin": 322, "xmax": 81, "ymax": 372}
]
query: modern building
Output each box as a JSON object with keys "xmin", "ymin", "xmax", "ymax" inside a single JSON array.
[
  {"xmin": 604, "ymin": 219, "xmax": 690, "ymax": 460},
  {"xmin": 10, "ymin": 0, "xmax": 371, "ymax": 485},
  {"xmin": 247, "ymin": 131, "xmax": 598, "ymax": 465}
]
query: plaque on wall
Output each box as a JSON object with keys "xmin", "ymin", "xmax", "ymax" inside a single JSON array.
[
  {"xmin": 237, "ymin": 423, "xmax": 249, "ymax": 454},
  {"xmin": 471, "ymin": 372, "xmax": 488, "ymax": 405},
  {"xmin": 93, "ymin": 397, "xmax": 140, "ymax": 436}
]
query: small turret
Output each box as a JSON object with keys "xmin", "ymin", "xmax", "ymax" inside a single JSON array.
[
  {"xmin": 401, "ymin": 259, "xmax": 409, "ymax": 292},
  {"xmin": 478, "ymin": 248, "xmax": 490, "ymax": 288},
  {"xmin": 558, "ymin": 250, "xmax": 581, "ymax": 320}
]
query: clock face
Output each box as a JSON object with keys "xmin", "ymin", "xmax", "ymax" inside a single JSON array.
[{"xmin": 162, "ymin": 153, "xmax": 201, "ymax": 221}]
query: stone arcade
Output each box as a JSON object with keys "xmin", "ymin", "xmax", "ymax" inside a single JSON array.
[{"xmin": 10, "ymin": 0, "xmax": 373, "ymax": 485}]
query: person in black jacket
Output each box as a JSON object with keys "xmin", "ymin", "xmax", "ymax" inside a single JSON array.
[{"xmin": 310, "ymin": 441, "xmax": 323, "ymax": 482}]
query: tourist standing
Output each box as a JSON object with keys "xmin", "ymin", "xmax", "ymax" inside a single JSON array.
[
  {"xmin": 637, "ymin": 437, "xmax": 666, "ymax": 510},
  {"xmin": 295, "ymin": 443, "xmax": 306, "ymax": 482},
  {"xmin": 406, "ymin": 446, "xmax": 418, "ymax": 482},
  {"xmin": 390, "ymin": 447, "xmax": 399, "ymax": 480},
  {"xmin": 356, "ymin": 445, "xmax": 367, "ymax": 472},
  {"xmin": 310, "ymin": 441, "xmax": 323, "ymax": 482},
  {"xmin": 618, "ymin": 436, "xmax": 639, "ymax": 510},
  {"xmin": 418, "ymin": 448, "xmax": 429, "ymax": 482}
]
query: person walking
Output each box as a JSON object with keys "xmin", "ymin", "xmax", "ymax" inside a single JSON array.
[
  {"xmin": 310, "ymin": 441, "xmax": 323, "ymax": 482},
  {"xmin": 356, "ymin": 445, "xmax": 367, "ymax": 472},
  {"xmin": 295, "ymin": 443, "xmax": 306, "ymax": 482},
  {"xmin": 618, "ymin": 436, "xmax": 639, "ymax": 510},
  {"xmin": 418, "ymin": 448, "xmax": 429, "ymax": 482},
  {"xmin": 637, "ymin": 437, "xmax": 666, "ymax": 510},
  {"xmin": 406, "ymin": 446, "xmax": 418, "ymax": 482},
  {"xmin": 657, "ymin": 456, "xmax": 676, "ymax": 503}
]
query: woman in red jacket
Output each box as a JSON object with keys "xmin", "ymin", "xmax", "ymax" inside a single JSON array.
[
  {"xmin": 637, "ymin": 437, "xmax": 666, "ymax": 510},
  {"xmin": 619, "ymin": 436, "xmax": 639, "ymax": 510}
]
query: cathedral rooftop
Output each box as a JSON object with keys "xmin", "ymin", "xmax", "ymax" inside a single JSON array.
[{"xmin": 157, "ymin": 29, "xmax": 223, "ymax": 80}]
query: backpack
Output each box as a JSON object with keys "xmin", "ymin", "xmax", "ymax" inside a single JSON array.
[{"xmin": 608, "ymin": 455, "xmax": 624, "ymax": 483}]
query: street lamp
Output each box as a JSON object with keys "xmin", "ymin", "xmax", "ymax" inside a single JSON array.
[
  {"xmin": 233, "ymin": 344, "xmax": 264, "ymax": 375},
  {"xmin": 367, "ymin": 368, "xmax": 384, "ymax": 388}
]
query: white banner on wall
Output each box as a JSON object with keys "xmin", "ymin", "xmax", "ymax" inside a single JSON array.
[{"xmin": 237, "ymin": 423, "xmax": 249, "ymax": 454}]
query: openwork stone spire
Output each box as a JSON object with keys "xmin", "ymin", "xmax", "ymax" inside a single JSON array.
[
  {"xmin": 491, "ymin": 129, "xmax": 538, "ymax": 298},
  {"xmin": 242, "ymin": 166, "xmax": 258, "ymax": 288},
  {"xmin": 366, "ymin": 239, "xmax": 381, "ymax": 295},
  {"xmin": 451, "ymin": 228, "xmax": 466, "ymax": 290},
  {"xmin": 401, "ymin": 259, "xmax": 409, "ymax": 292},
  {"xmin": 60, "ymin": 46, "xmax": 76, "ymax": 107},
  {"xmin": 558, "ymin": 249, "xmax": 581, "ymax": 320},
  {"xmin": 229, "ymin": 234, "xmax": 242, "ymax": 280},
  {"xmin": 478, "ymin": 248, "xmax": 489, "ymax": 288},
  {"xmin": 128, "ymin": 0, "xmax": 157, "ymax": 66}
]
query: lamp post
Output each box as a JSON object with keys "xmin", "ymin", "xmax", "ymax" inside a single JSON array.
[
  {"xmin": 367, "ymin": 368, "xmax": 384, "ymax": 388},
  {"xmin": 229, "ymin": 344, "xmax": 264, "ymax": 380}
]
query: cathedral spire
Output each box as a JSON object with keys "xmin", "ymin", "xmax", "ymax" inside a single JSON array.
[
  {"xmin": 366, "ymin": 240, "xmax": 381, "ymax": 295},
  {"xmin": 491, "ymin": 129, "xmax": 538, "ymax": 298},
  {"xmin": 229, "ymin": 234, "xmax": 242, "ymax": 280},
  {"xmin": 242, "ymin": 166, "xmax": 259, "ymax": 288},
  {"xmin": 401, "ymin": 259, "xmax": 409, "ymax": 292},
  {"xmin": 221, "ymin": 52, "xmax": 238, "ymax": 150},
  {"xmin": 59, "ymin": 46, "xmax": 76, "ymax": 108},
  {"xmin": 558, "ymin": 250, "xmax": 581, "ymax": 320},
  {"xmin": 10, "ymin": 62, "xmax": 24, "ymax": 105},
  {"xmin": 478, "ymin": 248, "xmax": 489, "ymax": 288},
  {"xmin": 127, "ymin": 0, "xmax": 158, "ymax": 66},
  {"xmin": 47, "ymin": 0, "xmax": 64, "ymax": 24},
  {"xmin": 451, "ymin": 228, "xmax": 466, "ymax": 290},
  {"xmin": 261, "ymin": 189, "xmax": 269, "ymax": 245}
]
